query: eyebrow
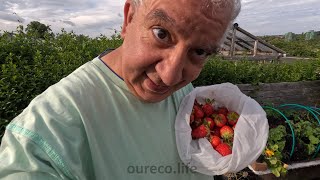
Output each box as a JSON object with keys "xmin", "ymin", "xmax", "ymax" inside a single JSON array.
[{"xmin": 145, "ymin": 9, "xmax": 176, "ymax": 26}]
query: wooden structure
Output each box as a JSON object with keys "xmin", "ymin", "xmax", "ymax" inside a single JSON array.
[{"xmin": 221, "ymin": 23, "xmax": 286, "ymax": 58}]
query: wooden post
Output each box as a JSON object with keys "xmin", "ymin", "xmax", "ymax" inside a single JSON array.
[
  {"xmin": 253, "ymin": 40, "xmax": 258, "ymax": 56},
  {"xmin": 230, "ymin": 26, "xmax": 237, "ymax": 57}
]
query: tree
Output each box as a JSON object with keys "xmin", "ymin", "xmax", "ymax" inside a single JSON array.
[{"xmin": 25, "ymin": 21, "xmax": 53, "ymax": 38}]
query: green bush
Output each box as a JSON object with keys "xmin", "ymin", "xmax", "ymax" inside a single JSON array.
[
  {"xmin": 0, "ymin": 28, "xmax": 123, "ymax": 138},
  {"xmin": 262, "ymin": 35, "xmax": 320, "ymax": 58},
  {"xmin": 192, "ymin": 56, "xmax": 320, "ymax": 86}
]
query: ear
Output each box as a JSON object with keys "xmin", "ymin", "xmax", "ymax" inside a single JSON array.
[{"xmin": 121, "ymin": 0, "xmax": 136, "ymax": 39}]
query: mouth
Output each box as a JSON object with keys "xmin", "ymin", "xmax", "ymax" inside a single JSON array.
[{"xmin": 144, "ymin": 75, "xmax": 170, "ymax": 94}]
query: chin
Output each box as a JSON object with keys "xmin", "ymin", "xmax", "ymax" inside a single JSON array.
[{"xmin": 137, "ymin": 94, "xmax": 169, "ymax": 103}]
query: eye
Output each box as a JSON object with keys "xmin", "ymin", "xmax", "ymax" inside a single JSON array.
[
  {"xmin": 195, "ymin": 49, "xmax": 206, "ymax": 56},
  {"xmin": 194, "ymin": 49, "xmax": 212, "ymax": 59},
  {"xmin": 152, "ymin": 28, "xmax": 170, "ymax": 42}
]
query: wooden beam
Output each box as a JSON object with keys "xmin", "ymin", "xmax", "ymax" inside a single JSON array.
[
  {"xmin": 225, "ymin": 36, "xmax": 251, "ymax": 51},
  {"xmin": 227, "ymin": 32, "xmax": 264, "ymax": 52},
  {"xmin": 253, "ymin": 40, "xmax": 258, "ymax": 56},
  {"xmin": 234, "ymin": 24, "xmax": 286, "ymax": 54},
  {"xmin": 230, "ymin": 26, "xmax": 237, "ymax": 57},
  {"xmin": 224, "ymin": 41, "xmax": 241, "ymax": 51},
  {"xmin": 237, "ymin": 37, "xmax": 263, "ymax": 52}
]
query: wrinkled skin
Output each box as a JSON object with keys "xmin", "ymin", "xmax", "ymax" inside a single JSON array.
[{"xmin": 101, "ymin": 0, "xmax": 233, "ymax": 103}]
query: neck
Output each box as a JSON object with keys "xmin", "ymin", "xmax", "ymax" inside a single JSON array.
[{"xmin": 100, "ymin": 46, "xmax": 123, "ymax": 78}]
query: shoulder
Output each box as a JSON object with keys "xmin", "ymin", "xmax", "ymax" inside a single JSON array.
[
  {"xmin": 3, "ymin": 60, "xmax": 99, "ymax": 179},
  {"xmin": 170, "ymin": 83, "xmax": 194, "ymax": 110}
]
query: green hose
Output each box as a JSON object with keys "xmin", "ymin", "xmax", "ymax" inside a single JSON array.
[
  {"xmin": 307, "ymin": 107, "xmax": 320, "ymax": 124},
  {"xmin": 278, "ymin": 104, "xmax": 320, "ymax": 125},
  {"xmin": 263, "ymin": 106, "xmax": 296, "ymax": 158},
  {"xmin": 278, "ymin": 104, "xmax": 320, "ymax": 158}
]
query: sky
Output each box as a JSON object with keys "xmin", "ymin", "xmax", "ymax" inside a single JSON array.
[{"xmin": 0, "ymin": 0, "xmax": 319, "ymax": 37}]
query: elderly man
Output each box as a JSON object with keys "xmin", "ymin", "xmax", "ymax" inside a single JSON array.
[{"xmin": 0, "ymin": 0, "xmax": 240, "ymax": 179}]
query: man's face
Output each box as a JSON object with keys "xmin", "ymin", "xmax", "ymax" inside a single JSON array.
[{"xmin": 120, "ymin": 0, "xmax": 232, "ymax": 103}]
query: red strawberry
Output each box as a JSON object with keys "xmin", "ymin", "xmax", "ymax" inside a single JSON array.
[
  {"xmin": 202, "ymin": 99, "xmax": 215, "ymax": 116},
  {"xmin": 191, "ymin": 124, "xmax": 209, "ymax": 139},
  {"xmin": 211, "ymin": 127, "xmax": 221, "ymax": 137},
  {"xmin": 227, "ymin": 111, "xmax": 239, "ymax": 126},
  {"xmin": 193, "ymin": 106, "xmax": 204, "ymax": 119},
  {"xmin": 220, "ymin": 125, "xmax": 234, "ymax": 140},
  {"xmin": 209, "ymin": 135, "xmax": 221, "ymax": 148},
  {"xmin": 215, "ymin": 143, "xmax": 232, "ymax": 156},
  {"xmin": 204, "ymin": 117, "xmax": 215, "ymax": 130},
  {"xmin": 218, "ymin": 107, "xmax": 229, "ymax": 116},
  {"xmin": 214, "ymin": 114, "xmax": 227, "ymax": 128}
]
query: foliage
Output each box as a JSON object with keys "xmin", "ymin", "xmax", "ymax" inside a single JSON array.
[
  {"xmin": 25, "ymin": 21, "xmax": 53, "ymax": 39},
  {"xmin": 0, "ymin": 24, "xmax": 123, "ymax": 138},
  {"xmin": 262, "ymin": 109, "xmax": 320, "ymax": 177},
  {"xmin": 267, "ymin": 125, "xmax": 287, "ymax": 159},
  {"xmin": 261, "ymin": 34, "xmax": 320, "ymax": 58},
  {"xmin": 193, "ymin": 56, "xmax": 320, "ymax": 86},
  {"xmin": 291, "ymin": 117, "xmax": 320, "ymax": 156},
  {"xmin": 263, "ymin": 125, "xmax": 288, "ymax": 177}
]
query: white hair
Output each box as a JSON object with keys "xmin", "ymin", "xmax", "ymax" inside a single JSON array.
[
  {"xmin": 131, "ymin": 0, "xmax": 241, "ymax": 21},
  {"xmin": 131, "ymin": 0, "xmax": 241, "ymax": 45}
]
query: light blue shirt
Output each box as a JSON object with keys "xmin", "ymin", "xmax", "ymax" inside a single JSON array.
[{"xmin": 0, "ymin": 56, "xmax": 214, "ymax": 180}]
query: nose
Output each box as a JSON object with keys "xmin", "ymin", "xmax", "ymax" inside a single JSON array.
[{"xmin": 155, "ymin": 46, "xmax": 187, "ymax": 86}]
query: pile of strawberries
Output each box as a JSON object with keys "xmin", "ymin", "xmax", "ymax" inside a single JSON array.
[{"xmin": 190, "ymin": 99, "xmax": 239, "ymax": 156}]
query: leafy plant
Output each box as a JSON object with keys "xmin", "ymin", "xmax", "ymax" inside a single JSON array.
[
  {"xmin": 292, "ymin": 118, "xmax": 320, "ymax": 156},
  {"xmin": 262, "ymin": 125, "xmax": 288, "ymax": 177},
  {"xmin": 192, "ymin": 56, "xmax": 320, "ymax": 86},
  {"xmin": 0, "ymin": 23, "xmax": 123, "ymax": 136},
  {"xmin": 261, "ymin": 34, "xmax": 320, "ymax": 58},
  {"xmin": 261, "ymin": 108, "xmax": 320, "ymax": 177}
]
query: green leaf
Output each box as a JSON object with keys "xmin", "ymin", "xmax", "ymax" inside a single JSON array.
[
  {"xmin": 271, "ymin": 168, "xmax": 281, "ymax": 177},
  {"xmin": 281, "ymin": 168, "xmax": 287, "ymax": 175},
  {"xmin": 307, "ymin": 143, "xmax": 316, "ymax": 155},
  {"xmin": 270, "ymin": 158, "xmax": 278, "ymax": 165},
  {"xmin": 309, "ymin": 135, "xmax": 320, "ymax": 145},
  {"xmin": 271, "ymin": 144, "xmax": 279, "ymax": 151},
  {"xmin": 277, "ymin": 141, "xmax": 286, "ymax": 151}
]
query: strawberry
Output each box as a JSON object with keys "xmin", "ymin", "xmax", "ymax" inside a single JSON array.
[
  {"xmin": 202, "ymin": 104, "xmax": 214, "ymax": 117},
  {"xmin": 202, "ymin": 99, "xmax": 214, "ymax": 116},
  {"xmin": 214, "ymin": 114, "xmax": 227, "ymax": 128},
  {"xmin": 190, "ymin": 118, "xmax": 202, "ymax": 130},
  {"xmin": 204, "ymin": 117, "xmax": 215, "ymax": 130},
  {"xmin": 215, "ymin": 143, "xmax": 232, "ymax": 156},
  {"xmin": 193, "ymin": 106, "xmax": 204, "ymax": 119},
  {"xmin": 191, "ymin": 124, "xmax": 209, "ymax": 139},
  {"xmin": 218, "ymin": 107, "xmax": 229, "ymax": 116},
  {"xmin": 209, "ymin": 135, "xmax": 221, "ymax": 148},
  {"xmin": 220, "ymin": 125, "xmax": 234, "ymax": 140},
  {"xmin": 227, "ymin": 111, "xmax": 239, "ymax": 126},
  {"xmin": 211, "ymin": 127, "xmax": 221, "ymax": 137}
]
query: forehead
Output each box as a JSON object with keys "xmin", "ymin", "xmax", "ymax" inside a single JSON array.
[
  {"xmin": 141, "ymin": 0, "xmax": 232, "ymax": 42},
  {"xmin": 143, "ymin": 0, "xmax": 233, "ymax": 21}
]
